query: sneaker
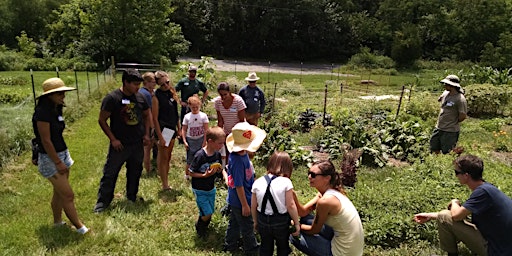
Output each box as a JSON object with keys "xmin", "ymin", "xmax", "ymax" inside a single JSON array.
[
  {"xmin": 93, "ymin": 202, "xmax": 106, "ymax": 213},
  {"xmin": 76, "ymin": 225, "xmax": 89, "ymax": 235}
]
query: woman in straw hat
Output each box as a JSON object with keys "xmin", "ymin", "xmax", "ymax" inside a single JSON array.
[{"xmin": 32, "ymin": 77, "xmax": 89, "ymax": 234}]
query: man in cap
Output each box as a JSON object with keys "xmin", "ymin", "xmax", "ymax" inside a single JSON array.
[
  {"xmin": 175, "ymin": 65, "xmax": 209, "ymax": 122},
  {"xmin": 430, "ymin": 74, "xmax": 467, "ymax": 154},
  {"xmin": 94, "ymin": 69, "xmax": 151, "ymax": 213},
  {"xmin": 238, "ymin": 72, "xmax": 266, "ymax": 126}
]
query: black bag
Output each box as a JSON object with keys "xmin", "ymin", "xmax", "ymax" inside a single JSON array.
[{"xmin": 31, "ymin": 138, "xmax": 39, "ymax": 165}]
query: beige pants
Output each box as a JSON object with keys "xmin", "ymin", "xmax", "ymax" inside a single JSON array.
[{"xmin": 437, "ymin": 210, "xmax": 487, "ymax": 255}]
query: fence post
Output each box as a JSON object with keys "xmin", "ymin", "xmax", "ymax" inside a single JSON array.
[
  {"xmin": 395, "ymin": 85, "xmax": 405, "ymax": 120},
  {"xmin": 300, "ymin": 62, "xmax": 303, "ymax": 84},
  {"xmin": 30, "ymin": 69, "xmax": 36, "ymax": 108},
  {"xmin": 272, "ymin": 82, "xmax": 277, "ymax": 116},
  {"xmin": 339, "ymin": 83, "xmax": 343, "ymax": 105},
  {"xmin": 267, "ymin": 61, "xmax": 271, "ymax": 84},
  {"xmin": 323, "ymin": 83, "xmax": 328, "ymax": 126},
  {"xmin": 111, "ymin": 56, "xmax": 115, "ymax": 80},
  {"xmin": 86, "ymin": 63, "xmax": 91, "ymax": 95},
  {"xmin": 56, "ymin": 67, "xmax": 59, "ymax": 78},
  {"xmin": 330, "ymin": 63, "xmax": 333, "ymax": 80},
  {"xmin": 74, "ymin": 67, "xmax": 80, "ymax": 102},
  {"xmin": 96, "ymin": 69, "xmax": 100, "ymax": 90},
  {"xmin": 234, "ymin": 60, "xmax": 237, "ymax": 76}
]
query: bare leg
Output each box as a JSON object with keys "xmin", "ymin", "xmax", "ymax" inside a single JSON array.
[
  {"xmin": 48, "ymin": 172, "xmax": 84, "ymax": 229},
  {"xmin": 143, "ymin": 144, "xmax": 151, "ymax": 173},
  {"xmin": 51, "ymin": 186, "xmax": 63, "ymax": 224},
  {"xmin": 158, "ymin": 139, "xmax": 175, "ymax": 190}
]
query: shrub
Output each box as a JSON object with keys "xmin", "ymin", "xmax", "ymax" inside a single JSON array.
[
  {"xmin": 347, "ymin": 47, "xmax": 395, "ymax": 69},
  {"xmin": 465, "ymin": 84, "xmax": 511, "ymax": 117}
]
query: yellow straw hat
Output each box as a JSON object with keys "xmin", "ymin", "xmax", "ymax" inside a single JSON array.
[{"xmin": 37, "ymin": 78, "xmax": 76, "ymax": 98}]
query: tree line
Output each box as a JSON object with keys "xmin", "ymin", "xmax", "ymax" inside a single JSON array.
[{"xmin": 1, "ymin": 0, "xmax": 512, "ymax": 69}]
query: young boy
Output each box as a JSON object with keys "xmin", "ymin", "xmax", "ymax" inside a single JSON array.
[
  {"xmin": 189, "ymin": 126, "xmax": 225, "ymax": 237},
  {"xmin": 182, "ymin": 95, "xmax": 210, "ymax": 180},
  {"xmin": 223, "ymin": 122, "xmax": 267, "ymax": 254}
]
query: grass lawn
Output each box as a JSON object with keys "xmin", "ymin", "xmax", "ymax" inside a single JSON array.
[{"xmin": 1, "ymin": 68, "xmax": 511, "ymax": 255}]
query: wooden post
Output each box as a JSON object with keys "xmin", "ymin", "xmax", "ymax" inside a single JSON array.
[{"xmin": 396, "ymin": 85, "xmax": 405, "ymax": 120}]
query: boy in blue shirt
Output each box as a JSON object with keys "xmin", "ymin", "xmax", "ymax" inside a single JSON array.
[
  {"xmin": 223, "ymin": 122, "xmax": 267, "ymax": 254},
  {"xmin": 189, "ymin": 126, "xmax": 225, "ymax": 237}
]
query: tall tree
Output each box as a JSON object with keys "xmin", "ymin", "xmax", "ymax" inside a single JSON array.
[{"xmin": 48, "ymin": 0, "xmax": 189, "ymax": 64}]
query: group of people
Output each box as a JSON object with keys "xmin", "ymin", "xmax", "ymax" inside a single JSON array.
[{"xmin": 31, "ymin": 69, "xmax": 512, "ymax": 256}]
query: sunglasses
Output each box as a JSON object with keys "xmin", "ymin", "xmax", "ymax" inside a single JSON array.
[
  {"xmin": 308, "ymin": 171, "xmax": 329, "ymax": 178},
  {"xmin": 454, "ymin": 169, "xmax": 465, "ymax": 176}
]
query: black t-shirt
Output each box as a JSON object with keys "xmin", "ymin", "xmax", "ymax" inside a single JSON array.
[
  {"xmin": 154, "ymin": 89, "xmax": 179, "ymax": 130},
  {"xmin": 189, "ymin": 149, "xmax": 222, "ymax": 191},
  {"xmin": 32, "ymin": 100, "xmax": 67, "ymax": 154},
  {"xmin": 101, "ymin": 89, "xmax": 149, "ymax": 145}
]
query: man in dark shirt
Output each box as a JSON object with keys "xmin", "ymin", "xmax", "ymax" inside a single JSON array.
[
  {"xmin": 93, "ymin": 69, "xmax": 151, "ymax": 213},
  {"xmin": 238, "ymin": 72, "xmax": 265, "ymax": 126},
  {"xmin": 414, "ymin": 155, "xmax": 512, "ymax": 256}
]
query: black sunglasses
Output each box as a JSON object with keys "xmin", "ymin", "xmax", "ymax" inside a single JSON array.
[
  {"xmin": 308, "ymin": 171, "xmax": 329, "ymax": 178},
  {"xmin": 454, "ymin": 169, "xmax": 465, "ymax": 176}
]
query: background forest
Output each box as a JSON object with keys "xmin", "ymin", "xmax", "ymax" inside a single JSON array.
[{"xmin": 1, "ymin": 0, "xmax": 512, "ymax": 69}]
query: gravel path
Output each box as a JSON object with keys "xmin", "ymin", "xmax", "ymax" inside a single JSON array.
[{"xmin": 179, "ymin": 57, "xmax": 353, "ymax": 76}]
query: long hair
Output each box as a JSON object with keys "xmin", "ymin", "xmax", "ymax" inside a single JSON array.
[
  {"xmin": 313, "ymin": 160, "xmax": 346, "ymax": 195},
  {"xmin": 35, "ymin": 94, "xmax": 63, "ymax": 116},
  {"xmin": 267, "ymin": 151, "xmax": 293, "ymax": 178},
  {"xmin": 155, "ymin": 70, "xmax": 180, "ymax": 103}
]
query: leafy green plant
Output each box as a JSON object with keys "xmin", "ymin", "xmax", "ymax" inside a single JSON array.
[
  {"xmin": 255, "ymin": 119, "xmax": 313, "ymax": 167},
  {"xmin": 465, "ymin": 84, "xmax": 511, "ymax": 116}
]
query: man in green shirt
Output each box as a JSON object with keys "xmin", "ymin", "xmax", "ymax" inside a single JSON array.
[{"xmin": 175, "ymin": 65, "xmax": 209, "ymax": 122}]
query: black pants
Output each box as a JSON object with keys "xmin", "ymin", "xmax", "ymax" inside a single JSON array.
[{"xmin": 96, "ymin": 142, "xmax": 144, "ymax": 205}]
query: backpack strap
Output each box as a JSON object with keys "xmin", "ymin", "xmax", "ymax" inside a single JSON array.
[{"xmin": 261, "ymin": 175, "xmax": 279, "ymax": 215}]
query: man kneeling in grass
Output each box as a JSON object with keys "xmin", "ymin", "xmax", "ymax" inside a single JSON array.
[{"xmin": 414, "ymin": 155, "xmax": 512, "ymax": 256}]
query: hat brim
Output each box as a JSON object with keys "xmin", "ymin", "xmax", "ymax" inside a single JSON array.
[
  {"xmin": 226, "ymin": 127, "xmax": 266, "ymax": 153},
  {"xmin": 245, "ymin": 77, "xmax": 260, "ymax": 81},
  {"xmin": 440, "ymin": 79, "xmax": 460, "ymax": 88},
  {"xmin": 37, "ymin": 86, "xmax": 76, "ymax": 98}
]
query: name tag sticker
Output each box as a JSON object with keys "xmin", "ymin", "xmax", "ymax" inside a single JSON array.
[
  {"xmin": 254, "ymin": 97, "xmax": 258, "ymax": 102},
  {"xmin": 58, "ymin": 116, "xmax": 64, "ymax": 121},
  {"xmin": 122, "ymin": 99, "xmax": 131, "ymax": 104},
  {"xmin": 184, "ymin": 82, "xmax": 189, "ymax": 86},
  {"xmin": 229, "ymin": 107, "xmax": 237, "ymax": 112}
]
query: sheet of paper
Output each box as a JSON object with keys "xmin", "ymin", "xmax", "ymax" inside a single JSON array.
[{"xmin": 162, "ymin": 128, "xmax": 175, "ymax": 147}]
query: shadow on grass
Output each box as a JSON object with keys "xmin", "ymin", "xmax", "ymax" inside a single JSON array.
[
  {"xmin": 109, "ymin": 198, "xmax": 153, "ymax": 214},
  {"xmin": 36, "ymin": 224, "xmax": 84, "ymax": 251},
  {"xmin": 157, "ymin": 188, "xmax": 183, "ymax": 203},
  {"xmin": 193, "ymin": 226, "xmax": 230, "ymax": 254}
]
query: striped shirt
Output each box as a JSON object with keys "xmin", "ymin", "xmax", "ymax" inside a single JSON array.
[{"xmin": 214, "ymin": 94, "xmax": 246, "ymax": 135}]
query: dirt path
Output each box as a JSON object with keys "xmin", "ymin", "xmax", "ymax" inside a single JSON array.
[{"xmin": 179, "ymin": 57, "xmax": 354, "ymax": 76}]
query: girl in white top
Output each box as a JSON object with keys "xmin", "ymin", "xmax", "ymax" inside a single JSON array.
[
  {"xmin": 292, "ymin": 160, "xmax": 364, "ymax": 256},
  {"xmin": 251, "ymin": 151, "xmax": 300, "ymax": 256}
]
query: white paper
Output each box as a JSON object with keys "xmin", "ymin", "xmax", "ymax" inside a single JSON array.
[{"xmin": 162, "ymin": 128, "xmax": 175, "ymax": 147}]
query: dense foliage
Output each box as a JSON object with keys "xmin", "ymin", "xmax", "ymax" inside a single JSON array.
[{"xmin": 1, "ymin": 1, "xmax": 512, "ymax": 65}]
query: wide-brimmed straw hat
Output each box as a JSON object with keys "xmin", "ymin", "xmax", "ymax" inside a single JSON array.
[
  {"xmin": 244, "ymin": 72, "xmax": 260, "ymax": 81},
  {"xmin": 226, "ymin": 122, "xmax": 267, "ymax": 153},
  {"xmin": 440, "ymin": 75, "xmax": 461, "ymax": 88},
  {"xmin": 37, "ymin": 78, "xmax": 76, "ymax": 98}
]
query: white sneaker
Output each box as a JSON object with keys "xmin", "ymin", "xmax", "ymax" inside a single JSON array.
[{"xmin": 76, "ymin": 226, "xmax": 89, "ymax": 235}]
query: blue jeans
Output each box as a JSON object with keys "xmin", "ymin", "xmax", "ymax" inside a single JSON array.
[
  {"xmin": 258, "ymin": 212, "xmax": 291, "ymax": 256},
  {"xmin": 96, "ymin": 143, "xmax": 144, "ymax": 205},
  {"xmin": 290, "ymin": 214, "xmax": 334, "ymax": 256},
  {"xmin": 224, "ymin": 206, "xmax": 259, "ymax": 253}
]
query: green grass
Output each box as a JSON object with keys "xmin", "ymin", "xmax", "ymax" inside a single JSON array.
[{"xmin": 1, "ymin": 69, "xmax": 511, "ymax": 255}]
